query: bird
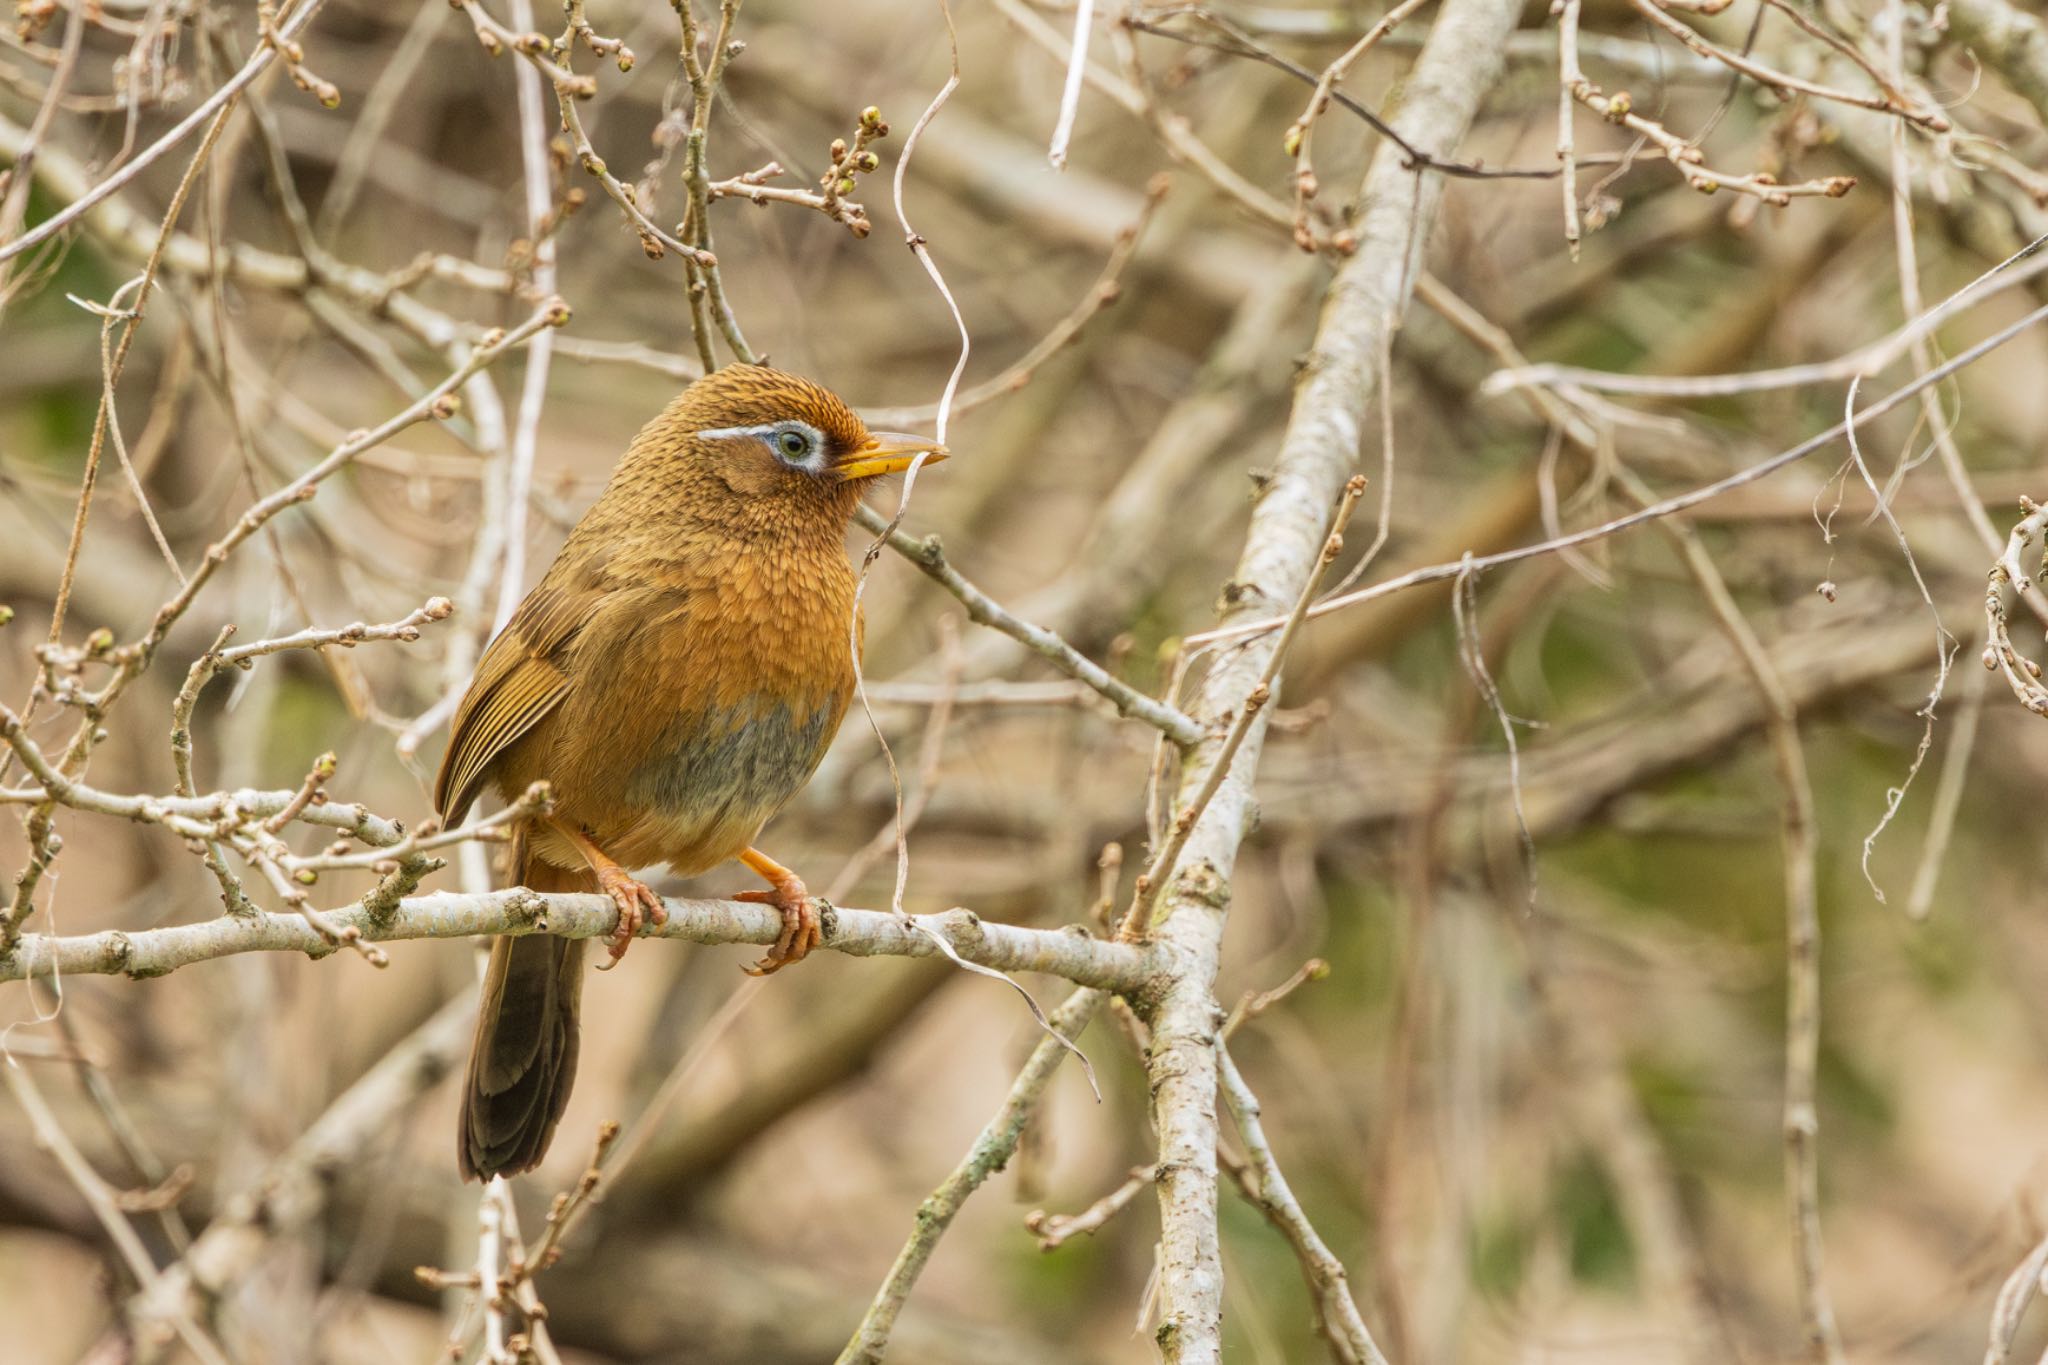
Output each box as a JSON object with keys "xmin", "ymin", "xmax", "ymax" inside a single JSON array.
[{"xmin": 434, "ymin": 363, "xmax": 945, "ymax": 1181}]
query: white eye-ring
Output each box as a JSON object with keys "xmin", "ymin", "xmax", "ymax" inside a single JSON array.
[{"xmin": 698, "ymin": 420, "xmax": 829, "ymax": 473}]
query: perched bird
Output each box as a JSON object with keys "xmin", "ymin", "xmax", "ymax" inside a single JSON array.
[{"xmin": 435, "ymin": 364, "xmax": 944, "ymax": 1180}]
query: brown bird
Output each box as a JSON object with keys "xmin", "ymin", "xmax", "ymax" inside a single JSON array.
[{"xmin": 435, "ymin": 364, "xmax": 944, "ymax": 1180}]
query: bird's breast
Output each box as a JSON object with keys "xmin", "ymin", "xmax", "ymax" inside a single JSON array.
[
  {"xmin": 515, "ymin": 531, "xmax": 861, "ymax": 876},
  {"xmin": 627, "ymin": 696, "xmax": 840, "ymax": 813},
  {"xmin": 604, "ymin": 694, "xmax": 845, "ymax": 873}
]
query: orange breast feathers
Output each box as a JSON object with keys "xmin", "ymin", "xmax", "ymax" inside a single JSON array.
[{"xmin": 442, "ymin": 535, "xmax": 860, "ymax": 877}]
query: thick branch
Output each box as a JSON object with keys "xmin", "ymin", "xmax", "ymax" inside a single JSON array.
[{"xmin": 1141, "ymin": 1, "xmax": 1522, "ymax": 1360}]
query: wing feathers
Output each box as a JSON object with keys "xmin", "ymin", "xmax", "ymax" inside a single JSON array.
[
  {"xmin": 435, "ymin": 657, "xmax": 569, "ymax": 824},
  {"xmin": 433, "ymin": 583, "xmax": 588, "ymax": 823}
]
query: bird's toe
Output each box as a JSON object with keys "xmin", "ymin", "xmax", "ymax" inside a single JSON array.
[
  {"xmin": 595, "ymin": 871, "xmax": 660, "ymax": 970},
  {"xmin": 742, "ymin": 893, "xmax": 816, "ymax": 976}
]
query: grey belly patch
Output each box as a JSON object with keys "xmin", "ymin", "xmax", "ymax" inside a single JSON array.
[{"xmin": 625, "ymin": 699, "xmax": 837, "ymax": 822}]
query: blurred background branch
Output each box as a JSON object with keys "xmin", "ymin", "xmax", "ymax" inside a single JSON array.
[{"xmin": 3, "ymin": 0, "xmax": 2048, "ymax": 1361}]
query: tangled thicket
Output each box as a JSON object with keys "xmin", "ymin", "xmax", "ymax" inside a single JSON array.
[{"xmin": 4, "ymin": 1, "xmax": 2048, "ymax": 1362}]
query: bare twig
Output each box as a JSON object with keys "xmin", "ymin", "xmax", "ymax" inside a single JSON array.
[
  {"xmin": 852, "ymin": 506, "xmax": 1206, "ymax": 746},
  {"xmin": 1622, "ymin": 470, "xmax": 1842, "ymax": 1365},
  {"xmin": 1219, "ymin": 1047, "xmax": 1389, "ymax": 1365},
  {"xmin": 837, "ymin": 986, "xmax": 1103, "ymax": 1363},
  {"xmin": 131, "ymin": 993, "xmax": 474, "ymax": 1338},
  {"xmin": 1048, "ymin": 0, "xmax": 1097, "ymax": 168},
  {"xmin": 5, "ymin": 1057, "xmax": 231, "ymax": 1365},
  {"xmin": 0, "ymin": 0, "xmax": 333, "ymax": 264},
  {"xmin": 1026, "ymin": 1164, "xmax": 1157, "ymax": 1251},
  {"xmin": 1984, "ymin": 1232, "xmax": 2048, "ymax": 1364},
  {"xmin": 1985, "ymin": 499, "xmax": 2048, "ymax": 716},
  {"xmin": 1204, "ymin": 294, "xmax": 2048, "ymax": 651}
]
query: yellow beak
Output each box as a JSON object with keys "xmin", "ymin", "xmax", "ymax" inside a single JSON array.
[{"xmin": 834, "ymin": 431, "xmax": 949, "ymax": 482}]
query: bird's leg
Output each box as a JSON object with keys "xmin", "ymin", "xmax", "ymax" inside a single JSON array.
[
  {"xmin": 554, "ymin": 821, "xmax": 668, "ymax": 969},
  {"xmin": 734, "ymin": 846, "xmax": 820, "ymax": 976}
]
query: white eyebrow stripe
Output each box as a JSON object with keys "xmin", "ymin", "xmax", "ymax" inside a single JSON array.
[
  {"xmin": 696, "ymin": 422, "xmax": 787, "ymax": 440},
  {"xmin": 694, "ymin": 420, "xmax": 831, "ymax": 471}
]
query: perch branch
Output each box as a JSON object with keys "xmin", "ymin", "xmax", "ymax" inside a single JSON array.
[{"xmin": 0, "ymin": 892, "xmax": 1155, "ymax": 991}]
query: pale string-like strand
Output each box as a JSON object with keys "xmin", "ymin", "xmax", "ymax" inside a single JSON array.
[
  {"xmin": 846, "ymin": 0, "xmax": 1098, "ymax": 1095},
  {"xmin": 1048, "ymin": 0, "xmax": 1097, "ymax": 168}
]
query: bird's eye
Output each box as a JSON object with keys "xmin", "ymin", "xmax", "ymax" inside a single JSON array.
[{"xmin": 776, "ymin": 429, "xmax": 812, "ymax": 461}]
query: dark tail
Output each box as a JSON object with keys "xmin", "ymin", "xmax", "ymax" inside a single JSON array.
[{"xmin": 459, "ymin": 838, "xmax": 587, "ymax": 1181}]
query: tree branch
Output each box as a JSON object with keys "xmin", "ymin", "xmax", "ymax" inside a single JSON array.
[
  {"xmin": 1140, "ymin": 1, "xmax": 1522, "ymax": 1358},
  {"xmin": 854, "ymin": 504, "xmax": 1206, "ymax": 746},
  {"xmin": 0, "ymin": 891, "xmax": 1155, "ymax": 991}
]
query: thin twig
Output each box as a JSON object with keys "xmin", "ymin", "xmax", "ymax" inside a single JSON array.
[
  {"xmin": 852, "ymin": 505, "xmax": 1206, "ymax": 746},
  {"xmin": 1203, "ymin": 296, "xmax": 2048, "ymax": 651},
  {"xmin": 0, "ymin": 0, "xmax": 333, "ymax": 265},
  {"xmin": 4, "ymin": 1057, "xmax": 232, "ymax": 1365},
  {"xmin": 1130, "ymin": 476, "xmax": 1368, "ymax": 934},
  {"xmin": 1219, "ymin": 1047, "xmax": 1390, "ymax": 1365},
  {"xmin": 1620, "ymin": 468, "xmax": 1842, "ymax": 1365},
  {"xmin": 837, "ymin": 986, "xmax": 1104, "ymax": 1364},
  {"xmin": 1026, "ymin": 1165, "xmax": 1157, "ymax": 1251}
]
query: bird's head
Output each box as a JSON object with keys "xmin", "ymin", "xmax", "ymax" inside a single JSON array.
[{"xmin": 658, "ymin": 364, "xmax": 946, "ymax": 522}]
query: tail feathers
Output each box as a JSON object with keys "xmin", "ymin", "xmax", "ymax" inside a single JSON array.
[{"xmin": 459, "ymin": 852, "xmax": 588, "ymax": 1181}]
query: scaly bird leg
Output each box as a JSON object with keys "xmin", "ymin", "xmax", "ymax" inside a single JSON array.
[
  {"xmin": 554, "ymin": 821, "xmax": 668, "ymax": 969},
  {"xmin": 735, "ymin": 846, "xmax": 820, "ymax": 976}
]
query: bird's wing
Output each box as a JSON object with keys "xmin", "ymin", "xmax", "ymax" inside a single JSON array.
[{"xmin": 434, "ymin": 582, "xmax": 591, "ymax": 825}]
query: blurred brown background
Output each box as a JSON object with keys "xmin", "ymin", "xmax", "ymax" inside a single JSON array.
[{"xmin": 5, "ymin": 0, "xmax": 2048, "ymax": 1361}]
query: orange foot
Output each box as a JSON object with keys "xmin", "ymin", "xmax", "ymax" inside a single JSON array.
[
  {"xmin": 736, "ymin": 847, "xmax": 821, "ymax": 976},
  {"xmin": 556, "ymin": 820, "xmax": 668, "ymax": 969},
  {"xmin": 595, "ymin": 864, "xmax": 668, "ymax": 970}
]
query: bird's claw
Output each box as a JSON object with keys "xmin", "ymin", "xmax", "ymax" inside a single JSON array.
[
  {"xmin": 595, "ymin": 868, "xmax": 667, "ymax": 970},
  {"xmin": 737, "ymin": 877, "xmax": 820, "ymax": 976}
]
